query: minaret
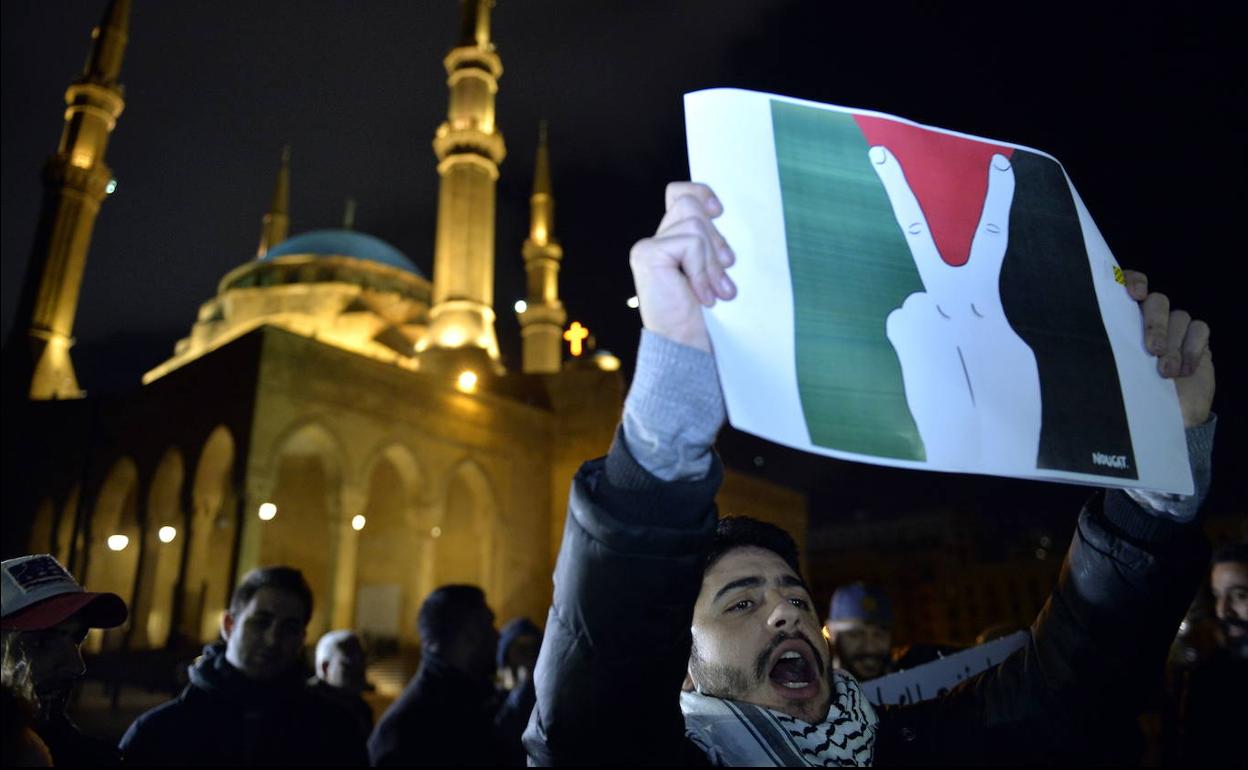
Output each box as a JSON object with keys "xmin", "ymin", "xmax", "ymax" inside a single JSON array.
[
  {"xmin": 517, "ymin": 122, "xmax": 566, "ymax": 374},
  {"xmin": 255, "ymin": 146, "xmax": 291, "ymax": 258},
  {"xmin": 13, "ymin": 0, "xmax": 129, "ymax": 400},
  {"xmin": 419, "ymin": 0, "xmax": 506, "ymax": 370}
]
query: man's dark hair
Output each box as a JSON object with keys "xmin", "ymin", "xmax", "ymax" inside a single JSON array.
[
  {"xmin": 707, "ymin": 516, "xmax": 801, "ymax": 577},
  {"xmin": 418, "ymin": 585, "xmax": 487, "ymax": 652},
  {"xmin": 1212, "ymin": 542, "xmax": 1248, "ymax": 566},
  {"xmin": 229, "ymin": 566, "xmax": 313, "ymax": 624}
]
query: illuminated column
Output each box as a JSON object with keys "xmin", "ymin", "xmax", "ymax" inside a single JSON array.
[
  {"xmin": 329, "ymin": 487, "xmax": 365, "ymax": 629},
  {"xmin": 517, "ymin": 122, "xmax": 567, "ymax": 374},
  {"xmin": 234, "ymin": 484, "xmax": 270, "ymax": 584},
  {"xmin": 255, "ymin": 146, "xmax": 291, "ymax": 258},
  {"xmin": 419, "ymin": 0, "xmax": 506, "ymax": 367},
  {"xmin": 15, "ymin": 0, "xmax": 129, "ymax": 399}
]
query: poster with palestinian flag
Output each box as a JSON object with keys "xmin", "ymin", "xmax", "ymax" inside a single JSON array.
[{"xmin": 685, "ymin": 88, "xmax": 1192, "ymax": 494}]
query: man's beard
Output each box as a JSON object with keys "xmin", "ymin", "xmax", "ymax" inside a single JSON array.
[
  {"xmin": 689, "ymin": 631, "xmax": 827, "ymax": 701},
  {"xmin": 1220, "ymin": 617, "xmax": 1248, "ymax": 656},
  {"xmin": 833, "ymin": 641, "xmax": 887, "ymax": 680},
  {"xmin": 843, "ymin": 654, "xmax": 888, "ymax": 679},
  {"xmin": 689, "ymin": 640, "xmax": 754, "ymax": 699}
]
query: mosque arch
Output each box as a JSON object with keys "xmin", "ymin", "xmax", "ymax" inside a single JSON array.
[
  {"xmin": 184, "ymin": 426, "xmax": 236, "ymax": 642},
  {"xmin": 430, "ymin": 458, "xmax": 500, "ymax": 606},
  {"xmin": 355, "ymin": 443, "xmax": 425, "ymax": 642},
  {"xmin": 359, "ymin": 441, "xmax": 425, "ymax": 520},
  {"xmin": 266, "ymin": 417, "xmax": 351, "ymax": 487},
  {"xmin": 262, "ymin": 420, "xmax": 346, "ymax": 641},
  {"xmin": 85, "ymin": 456, "xmax": 141, "ymax": 651},
  {"xmin": 134, "ymin": 447, "xmax": 185, "ymax": 648}
]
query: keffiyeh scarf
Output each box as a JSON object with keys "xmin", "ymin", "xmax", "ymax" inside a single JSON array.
[{"xmin": 681, "ymin": 670, "xmax": 878, "ymax": 766}]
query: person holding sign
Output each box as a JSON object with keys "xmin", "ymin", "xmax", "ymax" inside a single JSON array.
[{"xmin": 522, "ymin": 182, "xmax": 1216, "ymax": 766}]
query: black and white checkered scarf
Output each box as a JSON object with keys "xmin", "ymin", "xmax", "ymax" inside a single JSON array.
[{"xmin": 681, "ymin": 670, "xmax": 878, "ymax": 766}]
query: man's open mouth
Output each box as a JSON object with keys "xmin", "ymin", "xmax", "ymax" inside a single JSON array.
[{"xmin": 768, "ymin": 640, "xmax": 817, "ymax": 691}]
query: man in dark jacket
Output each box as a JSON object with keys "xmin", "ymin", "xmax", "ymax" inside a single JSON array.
[
  {"xmin": 1173, "ymin": 543, "xmax": 1247, "ymax": 767},
  {"xmin": 523, "ymin": 182, "xmax": 1217, "ymax": 765},
  {"xmin": 495, "ymin": 618, "xmax": 542, "ymax": 766},
  {"xmin": 119, "ymin": 566, "xmax": 367, "ymax": 766},
  {"xmin": 368, "ymin": 584, "xmax": 504, "ymax": 766}
]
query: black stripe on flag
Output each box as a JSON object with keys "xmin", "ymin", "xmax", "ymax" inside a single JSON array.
[{"xmin": 1000, "ymin": 151, "xmax": 1137, "ymax": 478}]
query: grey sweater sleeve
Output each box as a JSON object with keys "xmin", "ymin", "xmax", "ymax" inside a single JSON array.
[
  {"xmin": 620, "ymin": 330, "xmax": 726, "ymax": 482},
  {"xmin": 1120, "ymin": 415, "xmax": 1216, "ymax": 522}
]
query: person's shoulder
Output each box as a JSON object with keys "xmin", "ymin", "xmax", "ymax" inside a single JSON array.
[
  {"xmin": 299, "ymin": 682, "xmax": 367, "ymax": 725},
  {"xmin": 389, "ymin": 671, "xmax": 440, "ymax": 707},
  {"xmin": 127, "ymin": 690, "xmax": 194, "ymax": 733},
  {"xmin": 120, "ymin": 690, "xmax": 198, "ymax": 759},
  {"xmin": 373, "ymin": 681, "xmax": 447, "ymax": 740}
]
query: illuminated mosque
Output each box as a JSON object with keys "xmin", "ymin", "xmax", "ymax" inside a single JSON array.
[{"xmin": 6, "ymin": 0, "xmax": 807, "ymax": 671}]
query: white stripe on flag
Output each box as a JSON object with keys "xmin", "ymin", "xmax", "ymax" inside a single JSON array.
[{"xmin": 685, "ymin": 89, "xmax": 811, "ymax": 447}]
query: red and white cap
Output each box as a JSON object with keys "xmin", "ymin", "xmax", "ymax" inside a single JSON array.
[{"xmin": 1, "ymin": 554, "xmax": 127, "ymax": 631}]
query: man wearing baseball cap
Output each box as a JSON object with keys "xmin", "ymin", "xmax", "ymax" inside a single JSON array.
[
  {"xmin": 1, "ymin": 553, "xmax": 128, "ymax": 766},
  {"xmin": 825, "ymin": 582, "xmax": 895, "ymax": 682}
]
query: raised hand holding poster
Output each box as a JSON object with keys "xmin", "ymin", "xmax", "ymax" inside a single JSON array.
[{"xmin": 685, "ymin": 88, "xmax": 1191, "ymax": 493}]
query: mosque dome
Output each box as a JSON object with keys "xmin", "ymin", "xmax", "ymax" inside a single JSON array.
[{"xmin": 264, "ymin": 229, "xmax": 423, "ymax": 277}]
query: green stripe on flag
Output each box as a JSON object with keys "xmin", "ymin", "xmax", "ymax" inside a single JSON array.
[{"xmin": 770, "ymin": 100, "xmax": 926, "ymax": 460}]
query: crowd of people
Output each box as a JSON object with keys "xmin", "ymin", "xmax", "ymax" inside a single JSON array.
[
  {"xmin": 2, "ymin": 181, "xmax": 1240, "ymax": 767},
  {"xmin": 1, "ymin": 542, "xmax": 1242, "ymax": 767}
]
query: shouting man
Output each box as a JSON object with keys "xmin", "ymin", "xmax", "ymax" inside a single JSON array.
[{"xmin": 523, "ymin": 182, "xmax": 1216, "ymax": 766}]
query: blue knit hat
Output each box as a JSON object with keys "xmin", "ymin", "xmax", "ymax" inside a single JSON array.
[
  {"xmin": 496, "ymin": 617, "xmax": 542, "ymax": 668},
  {"xmin": 827, "ymin": 582, "xmax": 893, "ymax": 628}
]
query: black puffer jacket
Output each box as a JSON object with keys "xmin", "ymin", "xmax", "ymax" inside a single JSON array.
[
  {"xmin": 119, "ymin": 643, "xmax": 367, "ymax": 766},
  {"xmin": 368, "ymin": 653, "xmax": 507, "ymax": 767},
  {"xmin": 523, "ymin": 434, "xmax": 1209, "ymax": 766}
]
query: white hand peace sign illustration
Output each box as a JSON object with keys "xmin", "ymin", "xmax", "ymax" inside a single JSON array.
[{"xmin": 870, "ymin": 146, "xmax": 1041, "ymax": 470}]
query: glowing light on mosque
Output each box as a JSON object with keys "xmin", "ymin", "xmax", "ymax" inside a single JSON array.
[
  {"xmin": 107, "ymin": 534, "xmax": 129, "ymax": 551},
  {"xmin": 514, "ymin": 299, "xmax": 527, "ymax": 313},
  {"xmin": 351, "ymin": 515, "xmax": 366, "ymax": 531},
  {"xmin": 105, "ymin": 178, "xmax": 118, "ymax": 195},
  {"xmin": 456, "ymin": 370, "xmax": 479, "ymax": 393},
  {"xmin": 626, "ymin": 295, "xmax": 640, "ymax": 309},
  {"xmin": 158, "ymin": 526, "xmax": 177, "ymax": 543},
  {"xmin": 258, "ymin": 502, "xmax": 277, "ymax": 521},
  {"xmin": 594, "ymin": 352, "xmax": 621, "ymax": 371}
]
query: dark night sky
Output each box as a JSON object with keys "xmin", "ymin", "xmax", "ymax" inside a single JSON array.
[{"xmin": 2, "ymin": 1, "xmax": 1243, "ymax": 524}]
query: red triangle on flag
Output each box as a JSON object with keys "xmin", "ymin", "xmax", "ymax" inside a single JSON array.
[{"xmin": 853, "ymin": 115, "xmax": 1014, "ymax": 267}]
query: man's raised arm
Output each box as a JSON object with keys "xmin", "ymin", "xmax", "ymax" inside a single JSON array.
[{"xmin": 523, "ymin": 183, "xmax": 738, "ymax": 766}]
